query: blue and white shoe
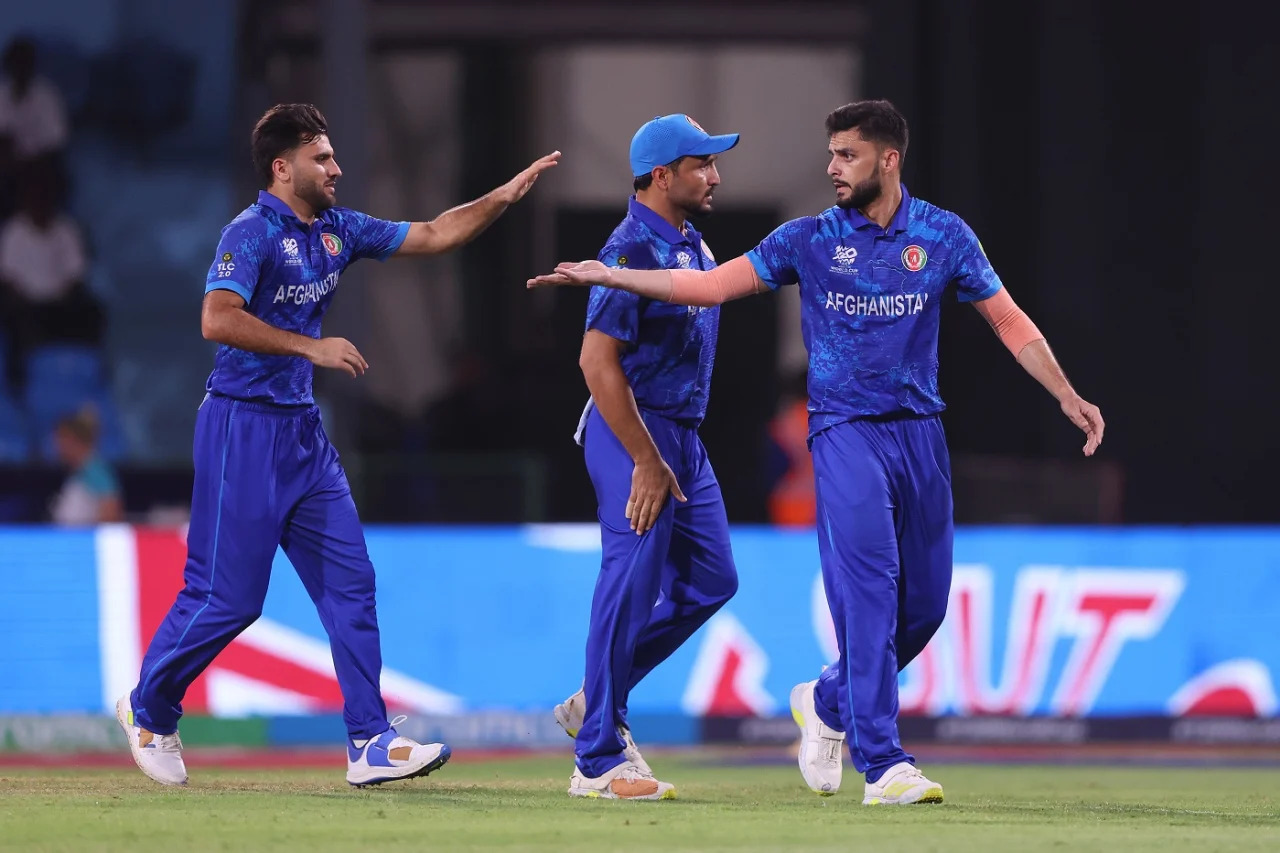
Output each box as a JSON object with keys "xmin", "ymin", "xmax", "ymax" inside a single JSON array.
[{"xmin": 345, "ymin": 715, "xmax": 451, "ymax": 787}]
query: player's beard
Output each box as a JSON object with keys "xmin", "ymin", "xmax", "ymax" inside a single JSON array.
[
  {"xmin": 298, "ymin": 177, "xmax": 336, "ymax": 213},
  {"xmin": 680, "ymin": 200, "xmax": 712, "ymax": 221},
  {"xmin": 676, "ymin": 187, "xmax": 715, "ymax": 221},
  {"xmin": 836, "ymin": 172, "xmax": 883, "ymax": 210}
]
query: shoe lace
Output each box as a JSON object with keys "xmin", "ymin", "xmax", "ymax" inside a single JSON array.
[
  {"xmin": 616, "ymin": 762, "xmax": 654, "ymax": 782},
  {"xmin": 384, "ymin": 715, "xmax": 417, "ymax": 751},
  {"xmin": 618, "ymin": 726, "xmax": 649, "ymax": 764},
  {"xmin": 879, "ymin": 764, "xmax": 925, "ymax": 789},
  {"xmin": 153, "ymin": 732, "xmax": 183, "ymax": 752},
  {"xmin": 820, "ymin": 736, "xmax": 842, "ymax": 766}
]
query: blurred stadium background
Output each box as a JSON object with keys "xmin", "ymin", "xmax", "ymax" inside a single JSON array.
[{"xmin": 0, "ymin": 0, "xmax": 1278, "ymax": 847}]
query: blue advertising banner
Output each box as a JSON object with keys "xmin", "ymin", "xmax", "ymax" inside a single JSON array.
[{"xmin": 2, "ymin": 525, "xmax": 1276, "ymax": 721}]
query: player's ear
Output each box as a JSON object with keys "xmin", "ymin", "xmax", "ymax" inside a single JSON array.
[{"xmin": 882, "ymin": 147, "xmax": 900, "ymax": 173}]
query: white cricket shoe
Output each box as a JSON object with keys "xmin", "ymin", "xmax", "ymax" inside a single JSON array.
[
  {"xmin": 790, "ymin": 680, "xmax": 845, "ymax": 796},
  {"xmin": 553, "ymin": 686, "xmax": 586, "ymax": 737},
  {"xmin": 346, "ymin": 716, "xmax": 452, "ymax": 787},
  {"xmin": 617, "ymin": 725, "xmax": 653, "ymax": 776},
  {"xmin": 568, "ymin": 760, "xmax": 676, "ymax": 800},
  {"xmin": 555, "ymin": 685, "xmax": 652, "ymax": 774},
  {"xmin": 116, "ymin": 695, "xmax": 187, "ymax": 786},
  {"xmin": 863, "ymin": 762, "xmax": 944, "ymax": 805}
]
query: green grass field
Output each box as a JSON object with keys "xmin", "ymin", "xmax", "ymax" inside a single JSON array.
[{"xmin": 2, "ymin": 755, "xmax": 1277, "ymax": 852}]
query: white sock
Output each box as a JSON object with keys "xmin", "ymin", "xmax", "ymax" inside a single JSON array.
[{"xmin": 351, "ymin": 738, "xmax": 369, "ymax": 749}]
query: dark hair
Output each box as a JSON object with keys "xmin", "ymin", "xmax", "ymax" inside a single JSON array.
[
  {"xmin": 3, "ymin": 37, "xmax": 36, "ymax": 78},
  {"xmin": 57, "ymin": 405, "xmax": 99, "ymax": 446},
  {"xmin": 825, "ymin": 99, "xmax": 909, "ymax": 162},
  {"xmin": 251, "ymin": 104, "xmax": 328, "ymax": 186},
  {"xmin": 633, "ymin": 156, "xmax": 689, "ymax": 192}
]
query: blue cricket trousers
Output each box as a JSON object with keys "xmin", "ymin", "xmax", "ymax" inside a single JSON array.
[
  {"xmin": 131, "ymin": 393, "xmax": 388, "ymax": 740},
  {"xmin": 810, "ymin": 416, "xmax": 953, "ymax": 783},
  {"xmin": 576, "ymin": 406, "xmax": 738, "ymax": 778}
]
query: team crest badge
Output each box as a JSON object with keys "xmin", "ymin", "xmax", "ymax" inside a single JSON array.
[
  {"xmin": 684, "ymin": 115, "xmax": 706, "ymax": 133},
  {"xmin": 321, "ymin": 233, "xmax": 343, "ymax": 256},
  {"xmin": 902, "ymin": 245, "xmax": 927, "ymax": 272}
]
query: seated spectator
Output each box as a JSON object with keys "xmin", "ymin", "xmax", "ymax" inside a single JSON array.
[
  {"xmin": 766, "ymin": 369, "xmax": 816, "ymax": 527},
  {"xmin": 49, "ymin": 404, "xmax": 122, "ymax": 526},
  {"xmin": 0, "ymin": 36, "xmax": 70, "ymax": 216},
  {"xmin": 0, "ymin": 164, "xmax": 102, "ymax": 390}
]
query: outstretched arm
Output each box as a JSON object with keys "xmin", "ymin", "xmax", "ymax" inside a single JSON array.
[
  {"xmin": 527, "ymin": 255, "xmax": 766, "ymax": 306},
  {"xmin": 395, "ymin": 151, "xmax": 560, "ymax": 256},
  {"xmin": 973, "ymin": 289, "xmax": 1105, "ymax": 456}
]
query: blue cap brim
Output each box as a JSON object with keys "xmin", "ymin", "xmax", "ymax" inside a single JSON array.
[{"xmin": 685, "ymin": 133, "xmax": 740, "ymax": 157}]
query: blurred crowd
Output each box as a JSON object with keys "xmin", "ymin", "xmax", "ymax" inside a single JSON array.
[{"xmin": 0, "ymin": 35, "xmax": 121, "ymax": 524}]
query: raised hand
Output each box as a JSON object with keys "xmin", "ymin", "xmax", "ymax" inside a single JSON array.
[{"xmin": 496, "ymin": 151, "xmax": 562, "ymax": 205}]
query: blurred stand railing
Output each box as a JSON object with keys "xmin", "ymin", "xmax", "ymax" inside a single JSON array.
[
  {"xmin": 950, "ymin": 454, "xmax": 1124, "ymax": 525},
  {"xmin": 0, "ymin": 452, "xmax": 549, "ymax": 525},
  {"xmin": 2, "ymin": 453, "xmax": 1118, "ymax": 525},
  {"xmin": 343, "ymin": 453, "xmax": 549, "ymax": 523}
]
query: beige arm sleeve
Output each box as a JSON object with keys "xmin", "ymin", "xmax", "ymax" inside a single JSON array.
[
  {"xmin": 972, "ymin": 288, "xmax": 1045, "ymax": 356},
  {"xmin": 668, "ymin": 256, "xmax": 764, "ymax": 306}
]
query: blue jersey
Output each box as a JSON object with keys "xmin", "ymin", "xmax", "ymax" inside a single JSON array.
[
  {"xmin": 203, "ymin": 190, "xmax": 409, "ymax": 406},
  {"xmin": 581, "ymin": 196, "xmax": 720, "ymax": 428},
  {"xmin": 746, "ymin": 187, "xmax": 1002, "ymax": 437}
]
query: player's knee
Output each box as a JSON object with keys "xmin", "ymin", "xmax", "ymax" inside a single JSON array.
[
  {"xmin": 326, "ymin": 579, "xmax": 377, "ymax": 605},
  {"xmin": 919, "ymin": 599, "xmax": 948, "ymax": 638},
  {"xmin": 706, "ymin": 565, "xmax": 739, "ymax": 605},
  {"xmin": 719, "ymin": 569, "xmax": 740, "ymax": 602},
  {"xmin": 214, "ymin": 594, "xmax": 264, "ymax": 627},
  {"xmin": 228, "ymin": 602, "xmax": 264, "ymax": 627}
]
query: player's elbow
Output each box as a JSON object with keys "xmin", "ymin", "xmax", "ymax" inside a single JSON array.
[
  {"xmin": 578, "ymin": 348, "xmax": 622, "ymax": 389},
  {"xmin": 579, "ymin": 331, "xmax": 626, "ymax": 387},
  {"xmin": 578, "ymin": 350, "xmax": 606, "ymax": 381},
  {"xmin": 201, "ymin": 302, "xmax": 234, "ymax": 343},
  {"xmin": 200, "ymin": 309, "xmax": 222, "ymax": 342}
]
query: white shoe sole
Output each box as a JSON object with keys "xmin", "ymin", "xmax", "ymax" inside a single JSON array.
[
  {"xmin": 347, "ymin": 745, "xmax": 452, "ymax": 787},
  {"xmin": 568, "ymin": 785, "xmax": 677, "ymax": 801},
  {"xmin": 115, "ymin": 696, "xmax": 187, "ymax": 787},
  {"xmin": 863, "ymin": 786, "xmax": 945, "ymax": 805}
]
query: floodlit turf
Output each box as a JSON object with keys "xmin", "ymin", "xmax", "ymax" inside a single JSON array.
[{"xmin": 2, "ymin": 755, "xmax": 1278, "ymax": 852}]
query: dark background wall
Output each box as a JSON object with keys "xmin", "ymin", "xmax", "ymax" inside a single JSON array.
[
  {"xmin": 863, "ymin": 0, "xmax": 1280, "ymax": 522},
  {"xmin": 3, "ymin": 0, "xmax": 1274, "ymax": 525}
]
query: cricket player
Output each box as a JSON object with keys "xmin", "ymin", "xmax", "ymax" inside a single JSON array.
[
  {"xmin": 529, "ymin": 100, "xmax": 1104, "ymax": 805},
  {"xmin": 551, "ymin": 115, "xmax": 741, "ymax": 800},
  {"xmin": 116, "ymin": 103, "xmax": 559, "ymax": 787}
]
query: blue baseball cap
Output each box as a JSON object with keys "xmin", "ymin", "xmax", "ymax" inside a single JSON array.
[{"xmin": 629, "ymin": 114, "xmax": 740, "ymax": 178}]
